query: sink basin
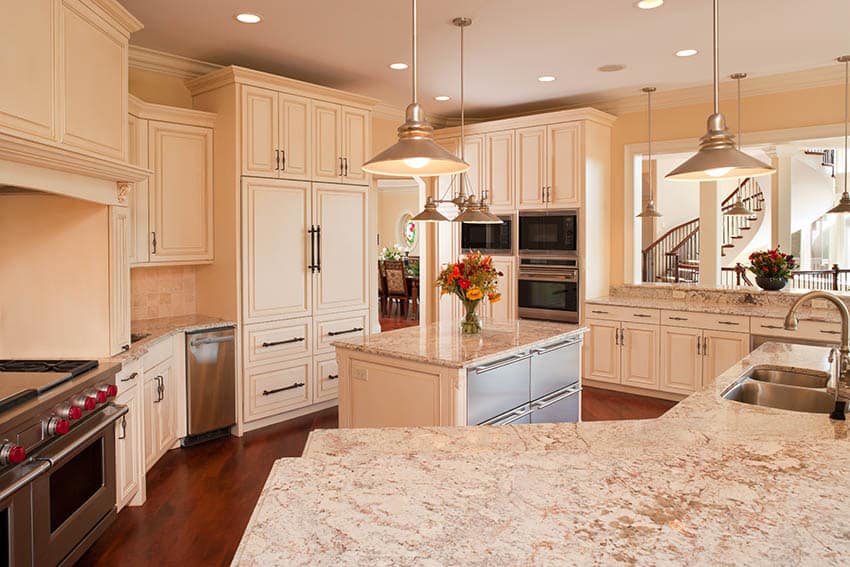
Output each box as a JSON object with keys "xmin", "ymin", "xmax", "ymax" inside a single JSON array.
[
  {"xmin": 722, "ymin": 379, "xmax": 838, "ymax": 414},
  {"xmin": 130, "ymin": 332, "xmax": 151, "ymax": 343},
  {"xmin": 747, "ymin": 367, "xmax": 829, "ymax": 389}
]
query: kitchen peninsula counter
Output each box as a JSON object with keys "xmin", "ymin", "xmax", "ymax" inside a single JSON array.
[{"xmin": 234, "ymin": 343, "xmax": 850, "ymax": 565}]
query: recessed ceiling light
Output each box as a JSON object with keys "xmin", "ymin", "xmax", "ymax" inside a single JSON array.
[
  {"xmin": 676, "ymin": 49, "xmax": 699, "ymax": 57},
  {"xmin": 598, "ymin": 64, "xmax": 626, "ymax": 73},
  {"xmin": 434, "ymin": 95, "xmax": 451, "ymax": 102},
  {"xmin": 538, "ymin": 75, "xmax": 556, "ymax": 83},
  {"xmin": 389, "ymin": 63, "xmax": 409, "ymax": 70},
  {"xmin": 235, "ymin": 13, "xmax": 262, "ymax": 24},
  {"xmin": 634, "ymin": 0, "xmax": 664, "ymax": 8}
]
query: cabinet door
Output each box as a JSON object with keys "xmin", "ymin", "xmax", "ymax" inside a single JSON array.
[
  {"xmin": 516, "ymin": 126, "xmax": 547, "ymax": 209},
  {"xmin": 621, "ymin": 322, "xmax": 659, "ymax": 389},
  {"xmin": 341, "ymin": 106, "xmax": 370, "ymax": 184},
  {"xmin": 0, "ymin": 0, "xmax": 56, "ymax": 139},
  {"xmin": 60, "ymin": 0, "xmax": 127, "ymax": 159},
  {"xmin": 312, "ymin": 101, "xmax": 342, "ymax": 182},
  {"xmin": 242, "ymin": 178, "xmax": 312, "ymax": 323},
  {"xmin": 314, "ymin": 354, "xmax": 339, "ymax": 403},
  {"xmin": 660, "ymin": 326, "xmax": 702, "ymax": 394},
  {"xmin": 127, "ymin": 115, "xmax": 150, "ymax": 264},
  {"xmin": 148, "ymin": 121, "xmax": 214, "ymax": 262},
  {"xmin": 485, "ymin": 131, "xmax": 515, "ymax": 210},
  {"xmin": 142, "ymin": 374, "xmax": 159, "ymax": 471},
  {"xmin": 702, "ymin": 330, "xmax": 749, "ymax": 387},
  {"xmin": 109, "ymin": 206, "xmax": 131, "ymax": 355},
  {"xmin": 313, "ymin": 184, "xmax": 368, "ymax": 315},
  {"xmin": 155, "ymin": 361, "xmax": 178, "ymax": 458},
  {"xmin": 486, "ymin": 257, "xmax": 515, "ymax": 322},
  {"xmin": 244, "ymin": 357, "xmax": 313, "ymax": 422},
  {"xmin": 241, "ymin": 85, "xmax": 278, "ymax": 178},
  {"xmin": 115, "ymin": 385, "xmax": 141, "ymax": 511},
  {"xmin": 547, "ymin": 122, "xmax": 581, "ymax": 207},
  {"xmin": 278, "ymin": 93, "xmax": 311, "ymax": 180},
  {"xmin": 462, "ymin": 135, "xmax": 485, "ymax": 198},
  {"xmin": 584, "ymin": 319, "xmax": 620, "ymax": 384}
]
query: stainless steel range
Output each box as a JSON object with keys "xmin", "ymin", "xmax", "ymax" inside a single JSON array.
[{"xmin": 0, "ymin": 359, "xmax": 125, "ymax": 566}]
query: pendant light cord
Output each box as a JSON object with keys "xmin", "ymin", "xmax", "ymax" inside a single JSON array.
[
  {"xmin": 648, "ymin": 88, "xmax": 653, "ymax": 203},
  {"xmin": 411, "ymin": 0, "xmax": 418, "ymax": 104},
  {"xmin": 712, "ymin": 0, "xmax": 719, "ymax": 115},
  {"xmin": 845, "ymin": 57, "xmax": 848, "ymax": 196}
]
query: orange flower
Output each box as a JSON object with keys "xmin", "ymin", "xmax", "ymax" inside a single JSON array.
[
  {"xmin": 489, "ymin": 293, "xmax": 502, "ymax": 303},
  {"xmin": 466, "ymin": 287, "xmax": 483, "ymax": 301}
]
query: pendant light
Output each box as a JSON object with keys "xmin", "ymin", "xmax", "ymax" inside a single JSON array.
[
  {"xmin": 724, "ymin": 72, "xmax": 755, "ymax": 216},
  {"xmin": 827, "ymin": 55, "xmax": 850, "ymax": 215},
  {"xmin": 665, "ymin": 0, "xmax": 774, "ymax": 182},
  {"xmin": 411, "ymin": 17, "xmax": 501, "ymax": 224},
  {"xmin": 637, "ymin": 87, "xmax": 662, "ymax": 218},
  {"xmin": 362, "ymin": 0, "xmax": 469, "ymax": 177}
]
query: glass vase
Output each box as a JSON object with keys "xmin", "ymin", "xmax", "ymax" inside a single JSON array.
[{"xmin": 460, "ymin": 300, "xmax": 482, "ymax": 334}]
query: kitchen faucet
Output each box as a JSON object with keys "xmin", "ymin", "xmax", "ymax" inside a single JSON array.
[{"xmin": 784, "ymin": 291, "xmax": 850, "ymax": 409}]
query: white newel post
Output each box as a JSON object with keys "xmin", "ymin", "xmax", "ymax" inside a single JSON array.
[{"xmin": 699, "ymin": 180, "xmax": 722, "ymax": 288}]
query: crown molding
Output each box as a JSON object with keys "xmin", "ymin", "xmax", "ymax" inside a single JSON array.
[
  {"xmin": 91, "ymin": 0, "xmax": 143, "ymax": 35},
  {"xmin": 128, "ymin": 94, "xmax": 217, "ymax": 127},
  {"xmin": 128, "ymin": 45, "xmax": 222, "ymax": 80},
  {"xmin": 434, "ymin": 107, "xmax": 617, "ymax": 138}
]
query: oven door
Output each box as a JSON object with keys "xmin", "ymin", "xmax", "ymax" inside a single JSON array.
[
  {"xmin": 518, "ymin": 274, "xmax": 579, "ymax": 322},
  {"xmin": 32, "ymin": 403, "xmax": 126, "ymax": 567},
  {"xmin": 518, "ymin": 211, "xmax": 577, "ymax": 255},
  {"xmin": 0, "ymin": 460, "xmax": 49, "ymax": 567}
]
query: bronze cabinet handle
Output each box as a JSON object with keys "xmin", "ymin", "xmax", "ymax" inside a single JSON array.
[
  {"xmin": 281, "ymin": 149, "xmax": 286, "ymax": 171},
  {"xmin": 120, "ymin": 372, "xmax": 138, "ymax": 383},
  {"xmin": 718, "ymin": 321, "xmax": 740, "ymax": 326},
  {"xmin": 327, "ymin": 374, "xmax": 339, "ymax": 381},
  {"xmin": 262, "ymin": 382, "xmax": 304, "ymax": 396},
  {"xmin": 261, "ymin": 337, "xmax": 305, "ymax": 348},
  {"xmin": 327, "ymin": 327, "xmax": 364, "ymax": 337},
  {"xmin": 669, "ymin": 316, "xmax": 688, "ymax": 321},
  {"xmin": 151, "ymin": 231, "xmax": 157, "ymax": 255}
]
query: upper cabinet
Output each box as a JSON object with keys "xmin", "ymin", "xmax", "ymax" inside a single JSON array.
[
  {"xmin": 241, "ymin": 86, "xmax": 311, "ymax": 181},
  {"xmin": 313, "ymin": 102, "xmax": 370, "ymax": 185},
  {"xmin": 128, "ymin": 96, "xmax": 216, "ymax": 266},
  {"xmin": 485, "ymin": 131, "xmax": 515, "ymax": 210}
]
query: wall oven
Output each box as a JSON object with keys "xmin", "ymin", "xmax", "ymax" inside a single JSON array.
[
  {"xmin": 461, "ymin": 215, "xmax": 513, "ymax": 254},
  {"xmin": 518, "ymin": 210, "xmax": 578, "ymax": 255},
  {"xmin": 517, "ymin": 257, "xmax": 579, "ymax": 323}
]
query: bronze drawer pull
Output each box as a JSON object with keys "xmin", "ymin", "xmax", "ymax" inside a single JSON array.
[
  {"xmin": 820, "ymin": 330, "xmax": 841, "ymax": 335},
  {"xmin": 262, "ymin": 382, "xmax": 304, "ymax": 396},
  {"xmin": 761, "ymin": 324, "xmax": 784, "ymax": 330},
  {"xmin": 669, "ymin": 316, "xmax": 688, "ymax": 321},
  {"xmin": 120, "ymin": 372, "xmax": 139, "ymax": 382},
  {"xmin": 327, "ymin": 327, "xmax": 364, "ymax": 337},
  {"xmin": 633, "ymin": 314, "xmax": 652, "ymax": 318},
  {"xmin": 590, "ymin": 310, "xmax": 609, "ymax": 315},
  {"xmin": 718, "ymin": 321, "xmax": 740, "ymax": 326},
  {"xmin": 327, "ymin": 374, "xmax": 339, "ymax": 380},
  {"xmin": 261, "ymin": 337, "xmax": 305, "ymax": 348}
]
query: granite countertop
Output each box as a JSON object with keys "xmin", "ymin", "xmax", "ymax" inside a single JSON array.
[
  {"xmin": 107, "ymin": 314, "xmax": 236, "ymax": 364},
  {"xmin": 332, "ymin": 319, "xmax": 586, "ymax": 369},
  {"xmin": 233, "ymin": 343, "xmax": 850, "ymax": 565}
]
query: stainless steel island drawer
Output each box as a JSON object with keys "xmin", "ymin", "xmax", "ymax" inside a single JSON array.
[{"xmin": 466, "ymin": 353, "xmax": 532, "ymax": 425}]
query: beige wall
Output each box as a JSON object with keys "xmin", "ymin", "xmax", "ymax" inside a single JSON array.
[
  {"xmin": 131, "ymin": 266, "xmax": 198, "ymax": 321},
  {"xmin": 129, "ymin": 68, "xmax": 194, "ymax": 108},
  {"xmin": 610, "ymin": 83, "xmax": 847, "ymax": 286},
  {"xmin": 377, "ymin": 188, "xmax": 419, "ymax": 255}
]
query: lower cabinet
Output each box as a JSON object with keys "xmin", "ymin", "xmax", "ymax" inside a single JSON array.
[
  {"xmin": 244, "ymin": 356, "xmax": 313, "ymax": 422},
  {"xmin": 486, "ymin": 257, "xmax": 516, "ymax": 322},
  {"xmin": 661, "ymin": 327, "xmax": 749, "ymax": 394},
  {"xmin": 585, "ymin": 319, "xmax": 659, "ymax": 388},
  {"xmin": 142, "ymin": 344, "xmax": 180, "ymax": 472},
  {"xmin": 115, "ymin": 360, "xmax": 144, "ymax": 511},
  {"xmin": 314, "ymin": 353, "xmax": 339, "ymax": 403}
]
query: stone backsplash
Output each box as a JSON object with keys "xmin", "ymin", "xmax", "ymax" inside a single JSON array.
[{"xmin": 131, "ymin": 266, "xmax": 197, "ymax": 321}]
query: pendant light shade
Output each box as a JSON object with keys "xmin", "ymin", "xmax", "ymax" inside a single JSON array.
[
  {"xmin": 637, "ymin": 87, "xmax": 663, "ymax": 219},
  {"xmin": 362, "ymin": 0, "xmax": 469, "ymax": 177},
  {"xmin": 411, "ymin": 196, "xmax": 450, "ymax": 222},
  {"xmin": 665, "ymin": 0, "xmax": 774, "ymax": 182},
  {"xmin": 724, "ymin": 72, "xmax": 754, "ymax": 217},
  {"xmin": 827, "ymin": 55, "xmax": 850, "ymax": 215}
]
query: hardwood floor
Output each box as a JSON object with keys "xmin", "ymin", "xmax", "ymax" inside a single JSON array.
[
  {"xmin": 379, "ymin": 315, "xmax": 419, "ymax": 332},
  {"xmin": 77, "ymin": 389, "xmax": 675, "ymax": 566}
]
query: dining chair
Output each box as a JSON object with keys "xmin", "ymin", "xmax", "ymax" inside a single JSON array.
[{"xmin": 383, "ymin": 260, "xmax": 409, "ymax": 318}]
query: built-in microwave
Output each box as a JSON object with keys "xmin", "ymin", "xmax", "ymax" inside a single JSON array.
[
  {"xmin": 518, "ymin": 210, "xmax": 578, "ymax": 255},
  {"xmin": 461, "ymin": 215, "xmax": 513, "ymax": 254}
]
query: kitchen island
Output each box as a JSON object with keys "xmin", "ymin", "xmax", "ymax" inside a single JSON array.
[
  {"xmin": 332, "ymin": 319, "xmax": 587, "ymax": 428},
  {"xmin": 233, "ymin": 342, "xmax": 850, "ymax": 565}
]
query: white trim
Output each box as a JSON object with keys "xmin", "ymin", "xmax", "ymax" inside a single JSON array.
[
  {"xmin": 623, "ymin": 121, "xmax": 850, "ymax": 285},
  {"xmin": 128, "ymin": 45, "xmax": 222, "ymax": 80}
]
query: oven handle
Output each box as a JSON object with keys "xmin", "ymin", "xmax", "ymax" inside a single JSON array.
[
  {"xmin": 34, "ymin": 403, "xmax": 128, "ymax": 467},
  {"xmin": 0, "ymin": 459, "xmax": 50, "ymax": 502}
]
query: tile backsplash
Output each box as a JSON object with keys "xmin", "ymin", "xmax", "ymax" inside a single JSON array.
[{"xmin": 131, "ymin": 266, "xmax": 197, "ymax": 321}]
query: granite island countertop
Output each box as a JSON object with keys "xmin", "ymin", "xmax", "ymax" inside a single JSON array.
[
  {"xmin": 232, "ymin": 343, "xmax": 850, "ymax": 565},
  {"xmin": 332, "ymin": 319, "xmax": 587, "ymax": 368}
]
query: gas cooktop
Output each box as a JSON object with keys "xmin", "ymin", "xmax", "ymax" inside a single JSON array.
[{"xmin": 0, "ymin": 359, "xmax": 99, "ymax": 413}]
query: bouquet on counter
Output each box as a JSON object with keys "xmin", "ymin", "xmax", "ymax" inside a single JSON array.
[
  {"xmin": 436, "ymin": 251, "xmax": 502, "ymax": 334},
  {"xmin": 747, "ymin": 246, "xmax": 796, "ymax": 291}
]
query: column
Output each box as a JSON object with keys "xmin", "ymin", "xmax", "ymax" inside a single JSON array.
[
  {"xmin": 766, "ymin": 146, "xmax": 793, "ymax": 252},
  {"xmin": 699, "ymin": 180, "xmax": 722, "ymax": 288}
]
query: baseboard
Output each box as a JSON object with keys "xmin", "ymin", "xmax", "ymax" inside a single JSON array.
[
  {"xmin": 582, "ymin": 379, "xmax": 686, "ymax": 402},
  {"xmin": 240, "ymin": 399, "xmax": 339, "ymax": 433}
]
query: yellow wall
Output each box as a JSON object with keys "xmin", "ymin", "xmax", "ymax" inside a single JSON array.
[
  {"xmin": 377, "ymin": 188, "xmax": 420, "ymax": 255},
  {"xmin": 372, "ymin": 116, "xmax": 399, "ymax": 154},
  {"xmin": 609, "ymin": 83, "xmax": 847, "ymax": 285},
  {"xmin": 129, "ymin": 68, "xmax": 194, "ymax": 108}
]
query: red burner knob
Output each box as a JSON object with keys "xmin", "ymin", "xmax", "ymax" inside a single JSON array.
[
  {"xmin": 101, "ymin": 384, "xmax": 118, "ymax": 398},
  {"xmin": 67, "ymin": 406, "xmax": 82, "ymax": 420},
  {"xmin": 0, "ymin": 444, "xmax": 26, "ymax": 465},
  {"xmin": 94, "ymin": 390, "xmax": 107, "ymax": 404},
  {"xmin": 45, "ymin": 417, "xmax": 70, "ymax": 436}
]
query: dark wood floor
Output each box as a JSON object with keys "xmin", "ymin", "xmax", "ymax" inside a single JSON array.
[
  {"xmin": 379, "ymin": 314, "xmax": 419, "ymax": 332},
  {"xmin": 76, "ymin": 387, "xmax": 676, "ymax": 566}
]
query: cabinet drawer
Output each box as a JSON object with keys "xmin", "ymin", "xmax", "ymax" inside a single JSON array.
[
  {"xmin": 245, "ymin": 357, "xmax": 312, "ymax": 422},
  {"xmin": 585, "ymin": 304, "xmax": 659, "ymax": 324},
  {"xmin": 314, "ymin": 354, "xmax": 339, "ymax": 402},
  {"xmin": 752, "ymin": 317, "xmax": 842, "ymax": 342},
  {"xmin": 661, "ymin": 310, "xmax": 749, "ymax": 333},
  {"xmin": 315, "ymin": 311, "xmax": 368, "ymax": 354},
  {"xmin": 116, "ymin": 358, "xmax": 142, "ymax": 395},
  {"xmin": 244, "ymin": 318, "xmax": 312, "ymax": 367},
  {"xmin": 142, "ymin": 337, "xmax": 173, "ymax": 372}
]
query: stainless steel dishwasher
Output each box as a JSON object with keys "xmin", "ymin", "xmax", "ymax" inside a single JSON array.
[{"xmin": 184, "ymin": 326, "xmax": 236, "ymax": 444}]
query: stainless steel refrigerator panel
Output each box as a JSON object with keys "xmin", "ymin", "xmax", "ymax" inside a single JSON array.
[
  {"xmin": 186, "ymin": 327, "xmax": 236, "ymax": 435},
  {"xmin": 530, "ymin": 338, "xmax": 581, "ymax": 400},
  {"xmin": 530, "ymin": 384, "xmax": 581, "ymax": 424},
  {"xmin": 466, "ymin": 354, "xmax": 531, "ymax": 425}
]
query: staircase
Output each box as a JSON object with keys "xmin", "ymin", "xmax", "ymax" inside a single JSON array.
[{"xmin": 642, "ymin": 178, "xmax": 766, "ymax": 284}]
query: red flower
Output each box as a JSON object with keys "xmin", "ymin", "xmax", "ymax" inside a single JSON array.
[{"xmin": 459, "ymin": 279, "xmax": 471, "ymax": 289}]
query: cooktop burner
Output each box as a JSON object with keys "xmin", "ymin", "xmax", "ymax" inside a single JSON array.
[{"xmin": 0, "ymin": 360, "xmax": 98, "ymax": 376}]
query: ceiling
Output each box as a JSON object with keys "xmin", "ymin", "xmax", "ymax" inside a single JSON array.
[{"xmin": 119, "ymin": 0, "xmax": 850, "ymax": 119}]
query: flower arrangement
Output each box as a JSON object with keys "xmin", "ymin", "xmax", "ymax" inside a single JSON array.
[
  {"xmin": 436, "ymin": 251, "xmax": 502, "ymax": 333},
  {"xmin": 748, "ymin": 246, "xmax": 797, "ymax": 290},
  {"xmin": 380, "ymin": 244, "xmax": 409, "ymax": 261}
]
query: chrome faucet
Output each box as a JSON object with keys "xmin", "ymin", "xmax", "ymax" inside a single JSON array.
[{"xmin": 784, "ymin": 291, "xmax": 850, "ymax": 402}]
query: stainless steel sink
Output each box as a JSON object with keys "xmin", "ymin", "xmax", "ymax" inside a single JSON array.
[
  {"xmin": 722, "ymin": 379, "xmax": 838, "ymax": 414},
  {"xmin": 747, "ymin": 367, "xmax": 829, "ymax": 389}
]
